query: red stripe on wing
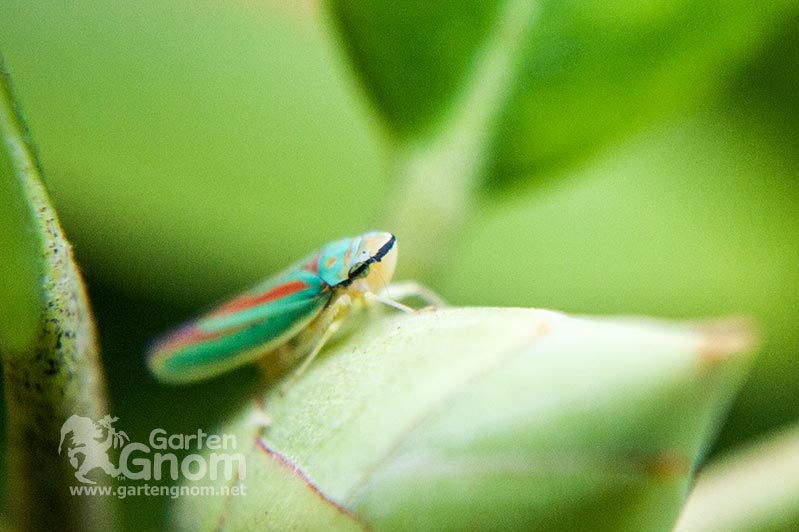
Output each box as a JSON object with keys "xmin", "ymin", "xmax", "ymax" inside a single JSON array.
[
  {"xmin": 210, "ymin": 280, "xmax": 310, "ymax": 317},
  {"xmin": 154, "ymin": 322, "xmax": 222, "ymax": 354}
]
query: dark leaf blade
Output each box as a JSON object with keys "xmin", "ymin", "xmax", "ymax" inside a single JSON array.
[
  {"xmin": 327, "ymin": 0, "xmax": 504, "ymax": 136},
  {"xmin": 489, "ymin": 0, "xmax": 799, "ymax": 184}
]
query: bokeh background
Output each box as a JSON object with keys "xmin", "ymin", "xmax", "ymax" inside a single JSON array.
[{"xmin": 1, "ymin": 1, "xmax": 798, "ymax": 530}]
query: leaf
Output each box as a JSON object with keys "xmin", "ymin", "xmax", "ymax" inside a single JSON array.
[
  {"xmin": 327, "ymin": 0, "xmax": 505, "ymax": 136},
  {"xmin": 489, "ymin": 0, "xmax": 799, "ymax": 182},
  {"xmin": 328, "ymin": 0, "xmax": 798, "ymax": 178},
  {"xmin": 675, "ymin": 424, "xmax": 799, "ymax": 532},
  {"xmin": 172, "ymin": 308, "xmax": 756, "ymax": 531},
  {"xmin": 0, "ymin": 60, "xmax": 114, "ymax": 531}
]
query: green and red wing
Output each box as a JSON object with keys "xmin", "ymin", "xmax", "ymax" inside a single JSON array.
[{"xmin": 147, "ymin": 266, "xmax": 331, "ymax": 384}]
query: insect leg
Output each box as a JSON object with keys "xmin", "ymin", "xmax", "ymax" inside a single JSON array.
[
  {"xmin": 364, "ymin": 291, "xmax": 415, "ymax": 313},
  {"xmin": 376, "ymin": 281, "xmax": 447, "ymax": 309},
  {"xmin": 280, "ymin": 294, "xmax": 351, "ymax": 392}
]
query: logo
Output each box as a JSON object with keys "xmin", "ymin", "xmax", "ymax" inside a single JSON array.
[
  {"xmin": 59, "ymin": 414, "xmax": 247, "ymax": 498},
  {"xmin": 58, "ymin": 414, "xmax": 129, "ymax": 484}
]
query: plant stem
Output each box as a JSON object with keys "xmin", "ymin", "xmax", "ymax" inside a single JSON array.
[{"xmin": 386, "ymin": 0, "xmax": 537, "ymax": 279}]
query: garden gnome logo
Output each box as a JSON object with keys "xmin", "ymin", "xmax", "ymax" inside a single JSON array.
[{"xmin": 58, "ymin": 414, "xmax": 130, "ymax": 484}]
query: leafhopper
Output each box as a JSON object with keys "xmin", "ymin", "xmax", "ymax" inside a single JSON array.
[{"xmin": 147, "ymin": 231, "xmax": 441, "ymax": 384}]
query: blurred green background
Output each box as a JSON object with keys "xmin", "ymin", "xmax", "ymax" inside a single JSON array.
[{"xmin": 1, "ymin": 0, "xmax": 798, "ymax": 530}]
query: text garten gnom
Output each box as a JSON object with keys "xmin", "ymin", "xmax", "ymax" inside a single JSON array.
[{"xmin": 117, "ymin": 429, "xmax": 245, "ymax": 481}]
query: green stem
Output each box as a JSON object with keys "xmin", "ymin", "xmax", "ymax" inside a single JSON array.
[
  {"xmin": 386, "ymin": 0, "xmax": 537, "ymax": 279},
  {"xmin": 0, "ymin": 60, "xmax": 114, "ymax": 531}
]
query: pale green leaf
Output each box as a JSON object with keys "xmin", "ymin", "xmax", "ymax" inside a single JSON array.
[
  {"xmin": 173, "ymin": 308, "xmax": 755, "ymax": 531},
  {"xmin": 676, "ymin": 424, "xmax": 799, "ymax": 532}
]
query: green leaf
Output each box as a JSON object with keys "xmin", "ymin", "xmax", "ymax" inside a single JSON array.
[
  {"xmin": 328, "ymin": 0, "xmax": 797, "ymax": 178},
  {"xmin": 489, "ymin": 0, "xmax": 799, "ymax": 182},
  {"xmin": 0, "ymin": 60, "xmax": 114, "ymax": 531},
  {"xmin": 327, "ymin": 0, "xmax": 504, "ymax": 136},
  {"xmin": 675, "ymin": 424, "xmax": 799, "ymax": 532},
  {"xmin": 173, "ymin": 308, "xmax": 755, "ymax": 531}
]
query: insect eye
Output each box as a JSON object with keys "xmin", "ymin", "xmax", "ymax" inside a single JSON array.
[{"xmin": 348, "ymin": 262, "xmax": 370, "ymax": 279}]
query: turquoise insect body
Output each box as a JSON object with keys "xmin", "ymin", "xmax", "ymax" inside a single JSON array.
[{"xmin": 148, "ymin": 231, "xmax": 399, "ymax": 383}]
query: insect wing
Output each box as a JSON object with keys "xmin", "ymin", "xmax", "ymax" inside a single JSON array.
[{"xmin": 148, "ymin": 267, "xmax": 331, "ymax": 383}]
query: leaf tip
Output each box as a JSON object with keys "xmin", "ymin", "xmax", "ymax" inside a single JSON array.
[{"xmin": 695, "ymin": 317, "xmax": 759, "ymax": 367}]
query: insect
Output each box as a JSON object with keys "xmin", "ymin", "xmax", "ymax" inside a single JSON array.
[{"xmin": 147, "ymin": 231, "xmax": 441, "ymax": 385}]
